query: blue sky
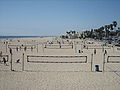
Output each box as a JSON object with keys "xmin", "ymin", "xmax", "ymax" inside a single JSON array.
[{"xmin": 0, "ymin": 0, "xmax": 120, "ymax": 36}]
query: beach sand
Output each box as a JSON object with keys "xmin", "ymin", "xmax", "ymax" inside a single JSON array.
[{"xmin": 0, "ymin": 37, "xmax": 120, "ymax": 90}]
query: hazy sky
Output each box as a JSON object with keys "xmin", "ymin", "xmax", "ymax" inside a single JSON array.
[{"xmin": 0, "ymin": 0, "xmax": 120, "ymax": 36}]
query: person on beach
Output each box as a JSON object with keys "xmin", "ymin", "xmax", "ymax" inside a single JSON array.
[
  {"xmin": 3, "ymin": 57, "xmax": 7, "ymax": 65},
  {"xmin": 58, "ymin": 42, "xmax": 61, "ymax": 48},
  {"xmin": 102, "ymin": 47, "xmax": 104, "ymax": 52},
  {"xmin": 31, "ymin": 46, "xmax": 33, "ymax": 51},
  {"xmin": 16, "ymin": 59, "xmax": 20, "ymax": 63},
  {"xmin": 59, "ymin": 42, "xmax": 61, "ymax": 48},
  {"xmin": 9, "ymin": 48, "xmax": 12, "ymax": 55},
  {"xmin": 94, "ymin": 49, "xmax": 96, "ymax": 54},
  {"xmin": 0, "ymin": 51, "xmax": 2, "ymax": 63},
  {"xmin": 104, "ymin": 50, "xmax": 107, "ymax": 55},
  {"xmin": 44, "ymin": 44, "xmax": 46, "ymax": 48},
  {"xmin": 24, "ymin": 47, "xmax": 27, "ymax": 51},
  {"xmin": 16, "ymin": 47, "xmax": 18, "ymax": 51},
  {"xmin": 0, "ymin": 57, "xmax": 1, "ymax": 63},
  {"xmin": 0, "ymin": 51, "xmax": 2, "ymax": 57},
  {"xmin": 87, "ymin": 46, "xmax": 88, "ymax": 50},
  {"xmin": 20, "ymin": 46, "xmax": 22, "ymax": 50},
  {"xmin": 83, "ymin": 45, "xmax": 86, "ymax": 48},
  {"xmin": 72, "ymin": 44, "xmax": 73, "ymax": 49}
]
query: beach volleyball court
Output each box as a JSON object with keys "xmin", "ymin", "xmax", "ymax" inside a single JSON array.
[{"xmin": 24, "ymin": 55, "xmax": 91, "ymax": 72}]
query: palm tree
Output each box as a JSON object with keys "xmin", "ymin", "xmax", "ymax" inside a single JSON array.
[
  {"xmin": 90, "ymin": 29, "xmax": 94, "ymax": 38},
  {"xmin": 107, "ymin": 25, "xmax": 110, "ymax": 30},
  {"xmin": 99, "ymin": 27, "xmax": 105, "ymax": 39},
  {"xmin": 94, "ymin": 29, "xmax": 100, "ymax": 39},
  {"xmin": 70, "ymin": 30, "xmax": 73, "ymax": 34},
  {"xmin": 66, "ymin": 31, "xmax": 71, "ymax": 38},
  {"xmin": 100, "ymin": 26, "xmax": 104, "ymax": 30},
  {"xmin": 110, "ymin": 24, "xmax": 113, "ymax": 30},
  {"xmin": 83, "ymin": 30, "xmax": 90, "ymax": 38},
  {"xmin": 66, "ymin": 31, "xmax": 70, "ymax": 34},
  {"xmin": 104, "ymin": 25, "xmax": 109, "ymax": 38},
  {"xmin": 118, "ymin": 27, "xmax": 120, "ymax": 30},
  {"xmin": 112, "ymin": 21, "xmax": 117, "ymax": 27}
]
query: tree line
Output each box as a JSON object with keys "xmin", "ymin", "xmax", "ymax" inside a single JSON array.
[{"xmin": 61, "ymin": 21, "xmax": 120, "ymax": 40}]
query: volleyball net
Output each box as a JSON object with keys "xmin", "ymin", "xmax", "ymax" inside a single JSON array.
[
  {"xmin": 104, "ymin": 56, "xmax": 120, "ymax": 72},
  {"xmin": 82, "ymin": 44, "xmax": 111, "ymax": 49},
  {"xmin": 8, "ymin": 44, "xmax": 37, "ymax": 49},
  {"xmin": 27, "ymin": 55, "xmax": 87, "ymax": 63},
  {"xmin": 44, "ymin": 44, "xmax": 73, "ymax": 49},
  {"xmin": 107, "ymin": 56, "xmax": 120, "ymax": 63}
]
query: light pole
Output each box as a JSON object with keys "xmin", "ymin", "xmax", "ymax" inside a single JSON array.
[
  {"xmin": 37, "ymin": 44, "xmax": 38, "ymax": 52},
  {"xmin": 91, "ymin": 53, "xmax": 93, "ymax": 72},
  {"xmin": 6, "ymin": 41, "xmax": 8, "ymax": 52},
  {"xmin": 103, "ymin": 53, "xmax": 106, "ymax": 72},
  {"xmin": 10, "ymin": 53, "xmax": 13, "ymax": 71},
  {"xmin": 42, "ymin": 43, "xmax": 44, "ymax": 52},
  {"xmin": 74, "ymin": 41, "xmax": 77, "ymax": 53},
  {"xmin": 22, "ymin": 53, "xmax": 24, "ymax": 71},
  {"xmin": 10, "ymin": 48, "xmax": 14, "ymax": 71}
]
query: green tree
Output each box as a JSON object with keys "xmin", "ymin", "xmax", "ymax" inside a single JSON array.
[
  {"xmin": 110, "ymin": 24, "xmax": 113, "ymax": 30},
  {"xmin": 112, "ymin": 21, "xmax": 117, "ymax": 27},
  {"xmin": 104, "ymin": 25, "xmax": 110, "ymax": 38}
]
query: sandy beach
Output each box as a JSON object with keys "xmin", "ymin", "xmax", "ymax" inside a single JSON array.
[{"xmin": 0, "ymin": 37, "xmax": 120, "ymax": 90}]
